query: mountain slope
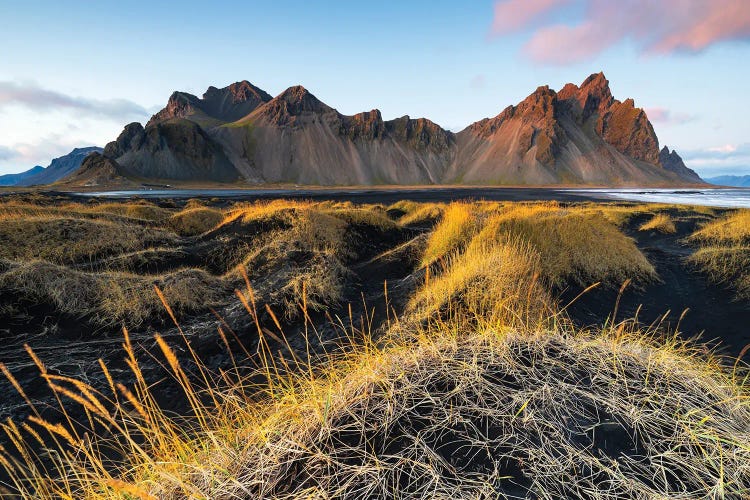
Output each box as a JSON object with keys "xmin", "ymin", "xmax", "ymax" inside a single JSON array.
[
  {"xmin": 213, "ymin": 85, "xmax": 456, "ymax": 184},
  {"xmin": 0, "ymin": 147, "xmax": 102, "ymax": 186},
  {"xmin": 101, "ymin": 120, "xmax": 239, "ymax": 182},
  {"xmin": 0, "ymin": 166, "xmax": 45, "ymax": 186},
  {"xmin": 61, "ymin": 73, "xmax": 702, "ymax": 187},
  {"xmin": 659, "ymin": 146, "xmax": 702, "ymax": 183}
]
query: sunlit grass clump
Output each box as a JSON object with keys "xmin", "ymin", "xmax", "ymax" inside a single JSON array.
[
  {"xmin": 639, "ymin": 213, "xmax": 677, "ymax": 234},
  {"xmin": 2, "ymin": 286, "xmax": 749, "ymax": 499},
  {"xmin": 689, "ymin": 209, "xmax": 750, "ymax": 300}
]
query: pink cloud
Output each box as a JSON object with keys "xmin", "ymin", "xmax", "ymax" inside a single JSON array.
[
  {"xmin": 644, "ymin": 107, "xmax": 695, "ymax": 126},
  {"xmin": 491, "ymin": 0, "xmax": 750, "ymax": 64},
  {"xmin": 491, "ymin": 0, "xmax": 571, "ymax": 35}
]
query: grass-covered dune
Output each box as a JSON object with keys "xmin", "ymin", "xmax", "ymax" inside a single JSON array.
[{"xmin": 0, "ymin": 196, "xmax": 749, "ymax": 498}]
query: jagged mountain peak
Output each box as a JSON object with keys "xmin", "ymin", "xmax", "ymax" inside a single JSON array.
[
  {"xmin": 274, "ymin": 85, "xmax": 325, "ymax": 108},
  {"xmin": 659, "ymin": 145, "xmax": 702, "ymax": 182},
  {"xmin": 203, "ymin": 80, "xmax": 272, "ymax": 105},
  {"xmin": 148, "ymin": 80, "xmax": 273, "ymax": 126}
]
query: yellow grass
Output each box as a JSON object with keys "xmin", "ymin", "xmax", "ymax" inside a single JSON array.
[
  {"xmin": 2, "ymin": 198, "xmax": 750, "ymax": 498},
  {"xmin": 688, "ymin": 245, "xmax": 750, "ymax": 300},
  {"xmin": 454, "ymin": 203, "xmax": 655, "ymax": 287},
  {"xmin": 2, "ymin": 288, "xmax": 748, "ymax": 498},
  {"xmin": 0, "ymin": 217, "xmax": 175, "ymax": 265},
  {"xmin": 0, "ymin": 261, "xmax": 225, "ymax": 326},
  {"xmin": 688, "ymin": 210, "xmax": 750, "ymax": 300},
  {"xmin": 690, "ymin": 209, "xmax": 750, "ymax": 244},
  {"xmin": 167, "ymin": 207, "xmax": 224, "ymax": 236},
  {"xmin": 639, "ymin": 213, "xmax": 677, "ymax": 234},
  {"xmin": 420, "ymin": 202, "xmax": 476, "ymax": 266}
]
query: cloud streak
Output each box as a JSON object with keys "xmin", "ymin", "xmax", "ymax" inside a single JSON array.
[
  {"xmin": 680, "ymin": 143, "xmax": 750, "ymax": 176},
  {"xmin": 0, "ymin": 81, "xmax": 150, "ymax": 121},
  {"xmin": 491, "ymin": 0, "xmax": 750, "ymax": 64},
  {"xmin": 644, "ymin": 107, "xmax": 695, "ymax": 126}
]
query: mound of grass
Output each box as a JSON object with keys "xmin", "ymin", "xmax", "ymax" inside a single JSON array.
[
  {"xmin": 639, "ymin": 213, "xmax": 677, "ymax": 234},
  {"xmin": 230, "ymin": 204, "xmax": 398, "ymax": 318},
  {"xmin": 465, "ymin": 206, "xmax": 655, "ymax": 288},
  {"xmin": 688, "ymin": 210, "xmax": 750, "ymax": 300},
  {"xmin": 87, "ymin": 202, "xmax": 171, "ymax": 222},
  {"xmin": 390, "ymin": 201, "xmax": 444, "ymax": 227},
  {"xmin": 167, "ymin": 207, "xmax": 225, "ymax": 236},
  {"xmin": 409, "ymin": 236, "xmax": 549, "ymax": 326},
  {"xmin": 0, "ymin": 217, "xmax": 175, "ymax": 265},
  {"xmin": 688, "ymin": 245, "xmax": 750, "ymax": 300},
  {"xmin": 420, "ymin": 203, "xmax": 476, "ymax": 266},
  {"xmin": 690, "ymin": 209, "xmax": 750, "ymax": 245},
  {"xmin": 0, "ymin": 261, "xmax": 225, "ymax": 327},
  {"xmin": 4, "ymin": 314, "xmax": 748, "ymax": 498}
]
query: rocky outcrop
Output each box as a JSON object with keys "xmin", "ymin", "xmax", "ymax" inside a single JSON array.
[
  {"xmin": 65, "ymin": 72, "xmax": 701, "ymax": 187},
  {"xmin": 659, "ymin": 146, "xmax": 702, "ymax": 182},
  {"xmin": 103, "ymin": 120, "xmax": 239, "ymax": 182},
  {"xmin": 58, "ymin": 152, "xmax": 132, "ymax": 187}
]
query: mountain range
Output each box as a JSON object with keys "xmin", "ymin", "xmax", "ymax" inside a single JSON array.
[
  {"xmin": 59, "ymin": 73, "xmax": 702, "ymax": 187},
  {"xmin": 0, "ymin": 147, "xmax": 103, "ymax": 186},
  {"xmin": 704, "ymin": 175, "xmax": 750, "ymax": 187}
]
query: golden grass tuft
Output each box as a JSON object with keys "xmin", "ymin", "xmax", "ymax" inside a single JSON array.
[
  {"xmin": 688, "ymin": 245, "xmax": 750, "ymax": 300},
  {"xmin": 639, "ymin": 213, "xmax": 677, "ymax": 234},
  {"xmin": 167, "ymin": 207, "xmax": 225, "ymax": 236},
  {"xmin": 690, "ymin": 209, "xmax": 750, "ymax": 245},
  {"xmin": 420, "ymin": 202, "xmax": 475, "ymax": 266},
  {"xmin": 389, "ymin": 201, "xmax": 444, "ymax": 227},
  {"xmin": 450, "ymin": 203, "xmax": 655, "ymax": 288},
  {"xmin": 409, "ymin": 236, "xmax": 549, "ymax": 327},
  {"xmin": 688, "ymin": 210, "xmax": 750, "ymax": 300}
]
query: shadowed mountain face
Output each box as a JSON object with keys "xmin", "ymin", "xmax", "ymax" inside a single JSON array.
[
  {"xmin": 63, "ymin": 73, "xmax": 703, "ymax": 187},
  {"xmin": 659, "ymin": 146, "xmax": 702, "ymax": 183}
]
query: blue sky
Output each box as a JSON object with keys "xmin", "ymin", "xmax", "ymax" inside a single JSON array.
[{"xmin": 1, "ymin": 0, "xmax": 749, "ymax": 177}]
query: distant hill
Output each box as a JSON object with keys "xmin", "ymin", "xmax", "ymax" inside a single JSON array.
[
  {"xmin": 705, "ymin": 175, "xmax": 750, "ymax": 187},
  {"xmin": 59, "ymin": 73, "xmax": 703, "ymax": 187},
  {"xmin": 0, "ymin": 165, "xmax": 45, "ymax": 186},
  {"xmin": 0, "ymin": 147, "xmax": 102, "ymax": 187}
]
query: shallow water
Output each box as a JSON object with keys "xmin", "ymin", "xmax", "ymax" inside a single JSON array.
[
  {"xmin": 68, "ymin": 186, "xmax": 750, "ymax": 208},
  {"xmin": 562, "ymin": 188, "xmax": 750, "ymax": 208}
]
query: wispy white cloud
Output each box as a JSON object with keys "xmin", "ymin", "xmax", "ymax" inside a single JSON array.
[
  {"xmin": 681, "ymin": 143, "xmax": 750, "ymax": 176},
  {"xmin": 0, "ymin": 133, "xmax": 100, "ymax": 172},
  {"xmin": 0, "ymin": 81, "xmax": 150, "ymax": 121},
  {"xmin": 706, "ymin": 144, "xmax": 738, "ymax": 154},
  {"xmin": 645, "ymin": 107, "xmax": 695, "ymax": 126},
  {"xmin": 491, "ymin": 0, "xmax": 750, "ymax": 65}
]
